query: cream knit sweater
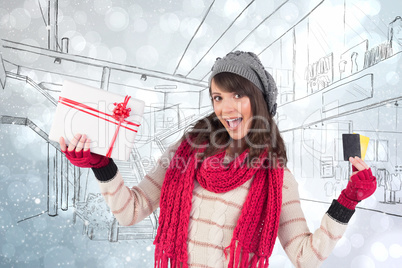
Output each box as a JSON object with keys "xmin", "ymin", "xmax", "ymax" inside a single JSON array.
[{"xmin": 93, "ymin": 143, "xmax": 354, "ymax": 268}]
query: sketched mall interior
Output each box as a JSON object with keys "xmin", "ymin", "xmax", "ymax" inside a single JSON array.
[{"xmin": 0, "ymin": 0, "xmax": 401, "ymax": 267}]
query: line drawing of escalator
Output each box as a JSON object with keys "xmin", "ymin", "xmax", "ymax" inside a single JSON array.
[
  {"xmin": 0, "ymin": 115, "xmax": 75, "ymax": 217},
  {"xmin": 153, "ymin": 108, "xmax": 213, "ymax": 152},
  {"xmin": 107, "ymin": 108, "xmax": 215, "ymax": 241},
  {"xmin": 1, "ymin": 66, "xmax": 162, "ymax": 241},
  {"xmin": 4, "ymin": 68, "xmax": 58, "ymax": 106},
  {"xmin": 1, "ymin": 46, "xmax": 213, "ymax": 241},
  {"xmin": 0, "ymin": 115, "xmax": 159, "ymax": 241},
  {"xmin": 107, "ymin": 156, "xmax": 158, "ymax": 241}
]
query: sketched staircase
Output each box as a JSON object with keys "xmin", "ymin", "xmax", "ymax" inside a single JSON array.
[
  {"xmin": 6, "ymin": 72, "xmax": 58, "ymax": 106},
  {"xmin": 0, "ymin": 115, "xmax": 79, "ymax": 217},
  {"xmin": 0, "ymin": 74, "xmax": 211, "ymax": 241},
  {"xmin": 109, "ymin": 157, "xmax": 157, "ymax": 242},
  {"xmin": 0, "ymin": 115, "xmax": 157, "ymax": 241},
  {"xmin": 0, "ymin": 115, "xmax": 58, "ymax": 147},
  {"xmin": 110, "ymin": 109, "xmax": 215, "ymax": 241},
  {"xmin": 154, "ymin": 108, "xmax": 212, "ymax": 152}
]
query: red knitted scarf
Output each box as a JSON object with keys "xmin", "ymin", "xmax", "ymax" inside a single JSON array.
[{"xmin": 153, "ymin": 139, "xmax": 283, "ymax": 268}]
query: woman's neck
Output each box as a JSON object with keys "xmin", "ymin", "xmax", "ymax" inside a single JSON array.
[{"xmin": 226, "ymin": 138, "xmax": 247, "ymax": 157}]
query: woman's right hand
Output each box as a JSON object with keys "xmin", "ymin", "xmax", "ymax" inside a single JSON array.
[{"xmin": 59, "ymin": 133, "xmax": 110, "ymax": 169}]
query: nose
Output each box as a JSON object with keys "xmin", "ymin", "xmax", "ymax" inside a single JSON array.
[{"xmin": 221, "ymin": 98, "xmax": 236, "ymax": 113}]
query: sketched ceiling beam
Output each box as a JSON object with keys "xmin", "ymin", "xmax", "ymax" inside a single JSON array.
[
  {"xmin": 199, "ymin": 0, "xmax": 291, "ymax": 81},
  {"xmin": 257, "ymin": 0, "xmax": 325, "ymax": 56},
  {"xmin": 5, "ymin": 59, "xmax": 206, "ymax": 94},
  {"xmin": 8, "ymin": 61, "xmax": 210, "ymax": 96},
  {"xmin": 173, "ymin": 0, "xmax": 215, "ymax": 76},
  {"xmin": 232, "ymin": 0, "xmax": 291, "ymax": 51},
  {"xmin": 1, "ymin": 39, "xmax": 208, "ymax": 89},
  {"xmin": 185, "ymin": 0, "xmax": 256, "ymax": 77}
]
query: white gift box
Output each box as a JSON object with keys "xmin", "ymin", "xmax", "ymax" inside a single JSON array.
[{"xmin": 49, "ymin": 80, "xmax": 145, "ymax": 161}]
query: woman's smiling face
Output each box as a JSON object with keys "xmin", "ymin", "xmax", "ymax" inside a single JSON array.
[{"xmin": 210, "ymin": 78, "xmax": 252, "ymax": 140}]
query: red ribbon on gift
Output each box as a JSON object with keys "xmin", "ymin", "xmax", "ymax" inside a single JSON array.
[
  {"xmin": 58, "ymin": 96, "xmax": 140, "ymax": 158},
  {"xmin": 106, "ymin": 96, "xmax": 131, "ymax": 157}
]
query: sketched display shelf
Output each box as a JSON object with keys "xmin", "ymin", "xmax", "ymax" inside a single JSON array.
[{"xmin": 279, "ymin": 50, "xmax": 402, "ymax": 132}]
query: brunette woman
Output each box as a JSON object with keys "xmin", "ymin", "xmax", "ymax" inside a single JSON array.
[{"xmin": 60, "ymin": 51, "xmax": 376, "ymax": 268}]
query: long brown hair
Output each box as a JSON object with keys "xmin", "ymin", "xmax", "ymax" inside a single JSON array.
[{"xmin": 183, "ymin": 72, "xmax": 287, "ymax": 168}]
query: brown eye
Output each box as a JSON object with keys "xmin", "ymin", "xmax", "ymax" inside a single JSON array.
[{"xmin": 213, "ymin": 96, "xmax": 222, "ymax": 102}]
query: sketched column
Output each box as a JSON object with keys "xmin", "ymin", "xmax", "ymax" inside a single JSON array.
[
  {"xmin": 101, "ymin": 67, "xmax": 111, "ymax": 91},
  {"xmin": 61, "ymin": 37, "xmax": 69, "ymax": 53},
  {"xmin": 108, "ymin": 218, "xmax": 119, "ymax": 242},
  {"xmin": 0, "ymin": 54, "xmax": 6, "ymax": 89},
  {"xmin": 61, "ymin": 156, "xmax": 68, "ymax": 211},
  {"xmin": 48, "ymin": 0, "xmax": 59, "ymax": 51},
  {"xmin": 47, "ymin": 142, "xmax": 59, "ymax": 216},
  {"xmin": 72, "ymin": 165, "xmax": 81, "ymax": 224}
]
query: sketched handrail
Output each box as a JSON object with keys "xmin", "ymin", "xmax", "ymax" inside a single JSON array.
[
  {"xmin": 1, "ymin": 115, "xmax": 83, "ymax": 219},
  {"xmin": 0, "ymin": 115, "xmax": 60, "ymax": 149},
  {"xmin": 152, "ymin": 109, "xmax": 212, "ymax": 153},
  {"xmin": 155, "ymin": 109, "xmax": 213, "ymax": 141},
  {"xmin": 6, "ymin": 71, "xmax": 58, "ymax": 106},
  {"xmin": 130, "ymin": 146, "xmax": 147, "ymax": 180},
  {"xmin": 129, "ymin": 146, "xmax": 159, "ymax": 233}
]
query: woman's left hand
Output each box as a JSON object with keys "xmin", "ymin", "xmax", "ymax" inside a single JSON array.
[
  {"xmin": 337, "ymin": 156, "xmax": 377, "ymax": 210},
  {"xmin": 350, "ymin": 156, "xmax": 369, "ymax": 174}
]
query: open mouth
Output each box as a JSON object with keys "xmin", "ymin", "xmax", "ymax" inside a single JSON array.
[{"xmin": 225, "ymin": 118, "xmax": 243, "ymax": 130}]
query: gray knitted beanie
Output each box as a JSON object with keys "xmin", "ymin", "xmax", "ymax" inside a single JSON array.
[{"xmin": 209, "ymin": 51, "xmax": 278, "ymax": 116}]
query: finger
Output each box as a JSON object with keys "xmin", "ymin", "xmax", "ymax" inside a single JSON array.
[
  {"xmin": 59, "ymin": 137, "xmax": 67, "ymax": 152},
  {"xmin": 353, "ymin": 156, "xmax": 370, "ymax": 170},
  {"xmin": 75, "ymin": 134, "xmax": 86, "ymax": 152},
  {"xmin": 83, "ymin": 149, "xmax": 91, "ymax": 158},
  {"xmin": 349, "ymin": 156, "xmax": 366, "ymax": 171},
  {"xmin": 83, "ymin": 139, "xmax": 91, "ymax": 158},
  {"xmin": 75, "ymin": 148, "xmax": 83, "ymax": 158},
  {"xmin": 83, "ymin": 138, "xmax": 91, "ymax": 152},
  {"xmin": 68, "ymin": 133, "xmax": 82, "ymax": 152},
  {"xmin": 355, "ymin": 169, "xmax": 370, "ymax": 181}
]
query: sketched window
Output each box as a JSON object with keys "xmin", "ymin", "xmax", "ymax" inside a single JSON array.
[
  {"xmin": 377, "ymin": 140, "xmax": 388, "ymax": 162},
  {"xmin": 364, "ymin": 139, "xmax": 376, "ymax": 162},
  {"xmin": 334, "ymin": 138, "xmax": 344, "ymax": 162}
]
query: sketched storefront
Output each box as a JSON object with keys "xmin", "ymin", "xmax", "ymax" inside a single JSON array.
[{"xmin": 267, "ymin": 6, "xmax": 402, "ymax": 206}]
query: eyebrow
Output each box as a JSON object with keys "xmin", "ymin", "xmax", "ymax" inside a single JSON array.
[{"xmin": 210, "ymin": 92, "xmax": 221, "ymax": 95}]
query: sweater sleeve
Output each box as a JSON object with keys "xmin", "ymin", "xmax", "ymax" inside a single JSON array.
[
  {"xmin": 277, "ymin": 169, "xmax": 353, "ymax": 268},
  {"xmin": 92, "ymin": 142, "xmax": 180, "ymax": 226}
]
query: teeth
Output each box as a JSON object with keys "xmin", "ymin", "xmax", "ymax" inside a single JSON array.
[{"xmin": 225, "ymin": 118, "xmax": 242, "ymax": 129}]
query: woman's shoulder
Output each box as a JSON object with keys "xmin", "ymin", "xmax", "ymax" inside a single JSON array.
[
  {"xmin": 167, "ymin": 139, "xmax": 183, "ymax": 152},
  {"xmin": 155, "ymin": 139, "xmax": 183, "ymax": 170},
  {"xmin": 284, "ymin": 168, "xmax": 293, "ymax": 175},
  {"xmin": 282, "ymin": 168, "xmax": 298, "ymax": 190}
]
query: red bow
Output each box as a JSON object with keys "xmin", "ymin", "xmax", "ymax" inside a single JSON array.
[
  {"xmin": 106, "ymin": 96, "xmax": 132, "ymax": 157},
  {"xmin": 112, "ymin": 96, "xmax": 131, "ymax": 122},
  {"xmin": 58, "ymin": 95, "xmax": 138, "ymax": 159}
]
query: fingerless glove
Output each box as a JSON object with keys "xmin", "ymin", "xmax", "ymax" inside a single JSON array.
[
  {"xmin": 62, "ymin": 148, "xmax": 110, "ymax": 169},
  {"xmin": 337, "ymin": 168, "xmax": 377, "ymax": 210}
]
